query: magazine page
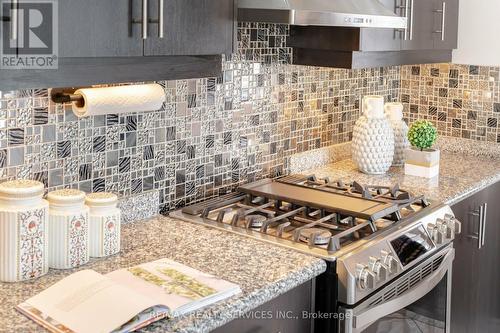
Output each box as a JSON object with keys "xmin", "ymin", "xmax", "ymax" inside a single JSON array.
[
  {"xmin": 16, "ymin": 270, "xmax": 166, "ymax": 333},
  {"xmin": 106, "ymin": 259, "xmax": 241, "ymax": 316}
]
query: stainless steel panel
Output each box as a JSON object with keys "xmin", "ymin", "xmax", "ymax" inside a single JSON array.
[{"xmin": 238, "ymin": 0, "xmax": 407, "ymax": 29}]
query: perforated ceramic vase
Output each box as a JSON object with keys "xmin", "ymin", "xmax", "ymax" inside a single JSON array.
[{"xmin": 352, "ymin": 96, "xmax": 395, "ymax": 175}]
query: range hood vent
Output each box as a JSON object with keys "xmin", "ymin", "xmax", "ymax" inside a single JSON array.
[{"xmin": 238, "ymin": 0, "xmax": 407, "ymax": 29}]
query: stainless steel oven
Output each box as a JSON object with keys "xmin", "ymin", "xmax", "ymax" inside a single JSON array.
[
  {"xmin": 339, "ymin": 244, "xmax": 454, "ymax": 333},
  {"xmin": 335, "ymin": 204, "xmax": 460, "ymax": 333}
]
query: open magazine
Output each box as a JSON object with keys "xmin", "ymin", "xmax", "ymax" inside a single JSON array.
[{"xmin": 16, "ymin": 259, "xmax": 241, "ymax": 333}]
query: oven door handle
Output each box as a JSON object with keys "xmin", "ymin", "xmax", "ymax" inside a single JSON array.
[{"xmin": 352, "ymin": 249, "xmax": 454, "ymax": 332}]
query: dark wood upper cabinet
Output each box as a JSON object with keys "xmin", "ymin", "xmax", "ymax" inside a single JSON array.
[
  {"xmin": 144, "ymin": 0, "xmax": 235, "ymax": 56},
  {"xmin": 0, "ymin": 0, "xmax": 236, "ymax": 90},
  {"xmin": 433, "ymin": 0, "xmax": 459, "ymax": 49},
  {"xmin": 401, "ymin": 0, "xmax": 435, "ymax": 50},
  {"xmin": 60, "ymin": 0, "xmax": 235, "ymax": 58},
  {"xmin": 58, "ymin": 0, "xmax": 143, "ymax": 57}
]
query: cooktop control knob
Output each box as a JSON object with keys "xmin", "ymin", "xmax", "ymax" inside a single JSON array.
[
  {"xmin": 380, "ymin": 250, "xmax": 399, "ymax": 274},
  {"xmin": 444, "ymin": 214, "xmax": 462, "ymax": 235},
  {"xmin": 436, "ymin": 218, "xmax": 453, "ymax": 240},
  {"xmin": 368, "ymin": 256, "xmax": 388, "ymax": 282},
  {"xmin": 427, "ymin": 223, "xmax": 444, "ymax": 244},
  {"xmin": 356, "ymin": 263, "xmax": 375, "ymax": 290}
]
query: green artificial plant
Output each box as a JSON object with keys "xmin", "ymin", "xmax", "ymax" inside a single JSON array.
[{"xmin": 408, "ymin": 120, "xmax": 438, "ymax": 151}]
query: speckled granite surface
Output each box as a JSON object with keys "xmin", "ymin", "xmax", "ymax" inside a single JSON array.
[
  {"xmin": 0, "ymin": 216, "xmax": 326, "ymax": 333},
  {"xmin": 305, "ymin": 150, "xmax": 500, "ymax": 206}
]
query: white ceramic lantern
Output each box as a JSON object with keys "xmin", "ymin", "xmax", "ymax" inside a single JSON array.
[
  {"xmin": 86, "ymin": 192, "xmax": 121, "ymax": 258},
  {"xmin": 385, "ymin": 102, "xmax": 410, "ymax": 166},
  {"xmin": 47, "ymin": 189, "xmax": 89, "ymax": 269},
  {"xmin": 0, "ymin": 180, "xmax": 49, "ymax": 282}
]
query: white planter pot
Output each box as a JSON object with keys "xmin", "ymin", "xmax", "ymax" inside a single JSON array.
[
  {"xmin": 404, "ymin": 148, "xmax": 440, "ymax": 178},
  {"xmin": 0, "ymin": 180, "xmax": 49, "ymax": 282},
  {"xmin": 352, "ymin": 96, "xmax": 395, "ymax": 175},
  {"xmin": 86, "ymin": 193, "xmax": 121, "ymax": 258},
  {"xmin": 47, "ymin": 189, "xmax": 90, "ymax": 269},
  {"xmin": 385, "ymin": 102, "xmax": 409, "ymax": 166}
]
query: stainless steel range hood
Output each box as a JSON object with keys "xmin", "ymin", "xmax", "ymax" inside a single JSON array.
[{"xmin": 238, "ymin": 0, "xmax": 407, "ymax": 29}]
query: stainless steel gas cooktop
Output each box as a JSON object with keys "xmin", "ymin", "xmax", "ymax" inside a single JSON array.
[{"xmin": 170, "ymin": 174, "xmax": 440, "ymax": 261}]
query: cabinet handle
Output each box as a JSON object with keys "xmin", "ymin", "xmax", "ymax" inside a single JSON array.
[
  {"xmin": 408, "ymin": 0, "xmax": 414, "ymax": 41},
  {"xmin": 142, "ymin": 0, "xmax": 148, "ymax": 39},
  {"xmin": 481, "ymin": 203, "xmax": 487, "ymax": 247},
  {"xmin": 469, "ymin": 204, "xmax": 485, "ymax": 249},
  {"xmin": 10, "ymin": 0, "xmax": 18, "ymax": 41},
  {"xmin": 433, "ymin": 2, "xmax": 446, "ymax": 41},
  {"xmin": 158, "ymin": 0, "xmax": 164, "ymax": 38}
]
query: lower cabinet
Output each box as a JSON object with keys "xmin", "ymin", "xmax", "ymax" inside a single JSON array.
[
  {"xmin": 211, "ymin": 280, "xmax": 314, "ymax": 333},
  {"xmin": 451, "ymin": 180, "xmax": 500, "ymax": 333}
]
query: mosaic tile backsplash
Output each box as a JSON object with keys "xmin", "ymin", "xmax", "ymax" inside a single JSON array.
[
  {"xmin": 0, "ymin": 22, "xmax": 400, "ymax": 214},
  {"xmin": 401, "ymin": 64, "xmax": 500, "ymax": 143},
  {"xmin": 0, "ymin": 22, "xmax": 498, "ymax": 217}
]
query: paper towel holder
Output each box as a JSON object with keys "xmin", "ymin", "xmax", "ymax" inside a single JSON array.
[{"xmin": 51, "ymin": 88, "xmax": 85, "ymax": 108}]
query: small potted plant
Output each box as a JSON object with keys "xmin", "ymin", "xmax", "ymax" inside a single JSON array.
[{"xmin": 404, "ymin": 120, "xmax": 440, "ymax": 178}]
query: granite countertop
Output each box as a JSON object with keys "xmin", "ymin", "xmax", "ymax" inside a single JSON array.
[
  {"xmin": 0, "ymin": 216, "xmax": 326, "ymax": 333},
  {"xmin": 304, "ymin": 151, "xmax": 500, "ymax": 206}
]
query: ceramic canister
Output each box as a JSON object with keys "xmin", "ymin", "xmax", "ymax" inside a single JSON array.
[
  {"xmin": 385, "ymin": 102, "xmax": 410, "ymax": 166},
  {"xmin": 352, "ymin": 96, "xmax": 395, "ymax": 175},
  {"xmin": 47, "ymin": 189, "xmax": 89, "ymax": 269},
  {"xmin": 0, "ymin": 180, "xmax": 49, "ymax": 282},
  {"xmin": 86, "ymin": 192, "xmax": 121, "ymax": 258}
]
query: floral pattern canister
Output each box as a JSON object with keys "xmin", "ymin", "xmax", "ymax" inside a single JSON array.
[
  {"xmin": 85, "ymin": 193, "xmax": 121, "ymax": 258},
  {"xmin": 0, "ymin": 180, "xmax": 49, "ymax": 282},
  {"xmin": 47, "ymin": 189, "xmax": 89, "ymax": 269}
]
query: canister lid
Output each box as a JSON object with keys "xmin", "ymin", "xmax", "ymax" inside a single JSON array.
[
  {"xmin": 85, "ymin": 192, "xmax": 118, "ymax": 207},
  {"xmin": 0, "ymin": 180, "xmax": 45, "ymax": 200},
  {"xmin": 47, "ymin": 189, "xmax": 86, "ymax": 206}
]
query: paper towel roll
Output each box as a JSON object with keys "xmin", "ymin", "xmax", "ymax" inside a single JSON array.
[
  {"xmin": 384, "ymin": 102, "xmax": 404, "ymax": 121},
  {"xmin": 72, "ymin": 84, "xmax": 166, "ymax": 118},
  {"xmin": 362, "ymin": 95, "xmax": 385, "ymax": 119}
]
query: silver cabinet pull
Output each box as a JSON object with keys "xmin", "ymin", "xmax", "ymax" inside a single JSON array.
[
  {"xmin": 158, "ymin": 0, "xmax": 164, "ymax": 38},
  {"xmin": 10, "ymin": 0, "xmax": 18, "ymax": 41},
  {"xmin": 404, "ymin": 0, "xmax": 410, "ymax": 40},
  {"xmin": 142, "ymin": 0, "xmax": 148, "ymax": 39},
  {"xmin": 481, "ymin": 203, "xmax": 487, "ymax": 247},
  {"xmin": 408, "ymin": 0, "xmax": 414, "ymax": 41},
  {"xmin": 478, "ymin": 203, "xmax": 484, "ymax": 249},
  {"xmin": 469, "ymin": 204, "xmax": 485, "ymax": 249},
  {"xmin": 433, "ymin": 2, "xmax": 446, "ymax": 41}
]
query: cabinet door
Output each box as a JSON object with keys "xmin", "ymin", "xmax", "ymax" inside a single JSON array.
[
  {"xmin": 478, "ymin": 181, "xmax": 500, "ymax": 333},
  {"xmin": 401, "ymin": 0, "xmax": 435, "ymax": 50},
  {"xmin": 58, "ymin": 0, "xmax": 144, "ymax": 57},
  {"xmin": 360, "ymin": 0, "xmax": 402, "ymax": 52},
  {"xmin": 432, "ymin": 0, "xmax": 459, "ymax": 49},
  {"xmin": 144, "ymin": 0, "xmax": 235, "ymax": 56},
  {"xmin": 450, "ymin": 190, "xmax": 485, "ymax": 333},
  {"xmin": 451, "ymin": 181, "xmax": 500, "ymax": 333},
  {"xmin": 210, "ymin": 281, "xmax": 313, "ymax": 333}
]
